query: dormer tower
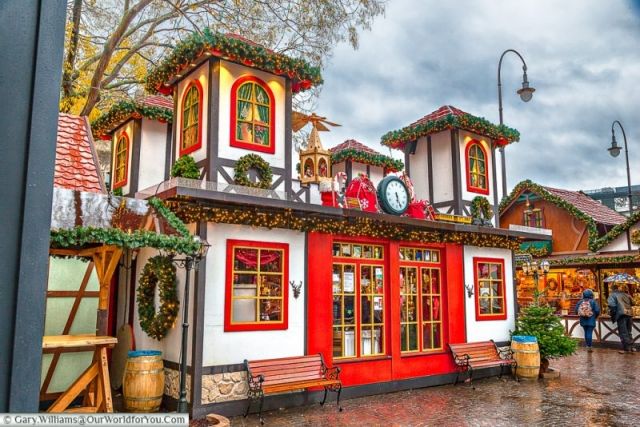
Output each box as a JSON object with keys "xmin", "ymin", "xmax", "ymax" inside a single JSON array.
[
  {"xmin": 144, "ymin": 32, "xmax": 322, "ymax": 194},
  {"xmin": 381, "ymin": 105, "xmax": 520, "ymax": 223}
]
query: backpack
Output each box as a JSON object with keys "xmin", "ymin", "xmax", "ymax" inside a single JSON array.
[{"xmin": 578, "ymin": 299, "xmax": 593, "ymax": 317}]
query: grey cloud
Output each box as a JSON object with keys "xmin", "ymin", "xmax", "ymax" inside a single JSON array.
[{"xmin": 316, "ymin": 0, "xmax": 640, "ymax": 192}]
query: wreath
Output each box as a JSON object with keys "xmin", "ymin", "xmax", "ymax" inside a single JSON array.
[
  {"xmin": 137, "ymin": 255, "xmax": 179, "ymax": 340},
  {"xmin": 234, "ymin": 154, "xmax": 273, "ymax": 189},
  {"xmin": 470, "ymin": 196, "xmax": 494, "ymax": 221}
]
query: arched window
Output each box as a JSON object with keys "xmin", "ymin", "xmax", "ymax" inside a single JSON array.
[
  {"xmin": 113, "ymin": 132, "xmax": 129, "ymax": 189},
  {"xmin": 180, "ymin": 81, "xmax": 202, "ymax": 156},
  {"xmin": 466, "ymin": 140, "xmax": 489, "ymax": 194},
  {"xmin": 231, "ymin": 76, "xmax": 275, "ymax": 154}
]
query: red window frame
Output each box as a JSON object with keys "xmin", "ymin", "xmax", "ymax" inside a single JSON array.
[
  {"xmin": 179, "ymin": 80, "xmax": 203, "ymax": 157},
  {"xmin": 230, "ymin": 75, "xmax": 276, "ymax": 154},
  {"xmin": 473, "ymin": 257, "xmax": 507, "ymax": 321},
  {"xmin": 112, "ymin": 131, "xmax": 129, "ymax": 189},
  {"xmin": 331, "ymin": 239, "xmax": 387, "ymax": 360},
  {"xmin": 398, "ymin": 246, "xmax": 446, "ymax": 354},
  {"xmin": 224, "ymin": 239, "xmax": 289, "ymax": 332},
  {"xmin": 465, "ymin": 140, "xmax": 489, "ymax": 195}
]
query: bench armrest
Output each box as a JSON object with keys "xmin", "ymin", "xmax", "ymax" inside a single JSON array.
[
  {"xmin": 453, "ymin": 353, "xmax": 470, "ymax": 367},
  {"xmin": 322, "ymin": 365, "xmax": 341, "ymax": 381},
  {"xmin": 497, "ymin": 347, "xmax": 513, "ymax": 360},
  {"xmin": 248, "ymin": 373, "xmax": 265, "ymax": 392}
]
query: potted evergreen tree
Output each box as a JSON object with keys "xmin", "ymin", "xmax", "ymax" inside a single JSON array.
[{"xmin": 513, "ymin": 291, "xmax": 577, "ymax": 378}]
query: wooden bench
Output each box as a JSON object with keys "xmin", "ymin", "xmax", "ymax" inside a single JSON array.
[
  {"xmin": 244, "ymin": 354, "xmax": 342, "ymax": 424},
  {"xmin": 448, "ymin": 340, "xmax": 517, "ymax": 387}
]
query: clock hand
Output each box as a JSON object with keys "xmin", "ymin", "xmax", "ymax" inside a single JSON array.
[{"xmin": 396, "ymin": 193, "xmax": 400, "ymax": 204}]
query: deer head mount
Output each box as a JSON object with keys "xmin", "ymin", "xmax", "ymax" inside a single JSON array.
[{"xmin": 290, "ymin": 280, "xmax": 303, "ymax": 299}]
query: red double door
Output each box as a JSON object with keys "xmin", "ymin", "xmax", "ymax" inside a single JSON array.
[{"xmin": 307, "ymin": 233, "xmax": 466, "ymax": 387}]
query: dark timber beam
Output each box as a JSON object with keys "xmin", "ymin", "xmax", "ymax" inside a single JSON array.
[{"xmin": 0, "ymin": 0, "xmax": 66, "ymax": 411}]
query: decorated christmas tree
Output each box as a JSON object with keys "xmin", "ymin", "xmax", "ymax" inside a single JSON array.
[{"xmin": 513, "ymin": 291, "xmax": 576, "ymax": 372}]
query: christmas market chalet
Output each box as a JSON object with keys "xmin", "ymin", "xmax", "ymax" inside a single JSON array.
[{"xmin": 91, "ymin": 31, "xmax": 548, "ymax": 418}]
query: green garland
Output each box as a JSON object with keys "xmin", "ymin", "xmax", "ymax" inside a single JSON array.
[
  {"xmin": 171, "ymin": 155, "xmax": 200, "ymax": 179},
  {"xmin": 500, "ymin": 180, "xmax": 604, "ymax": 252},
  {"xmin": 590, "ymin": 210, "xmax": 640, "ymax": 251},
  {"xmin": 331, "ymin": 148, "xmax": 404, "ymax": 172},
  {"xmin": 145, "ymin": 29, "xmax": 322, "ymax": 95},
  {"xmin": 50, "ymin": 198, "xmax": 200, "ymax": 255},
  {"xmin": 515, "ymin": 245, "xmax": 550, "ymax": 257},
  {"xmin": 470, "ymin": 196, "xmax": 493, "ymax": 221},
  {"xmin": 234, "ymin": 154, "xmax": 273, "ymax": 189},
  {"xmin": 91, "ymin": 100, "xmax": 173, "ymax": 139},
  {"xmin": 632, "ymin": 229, "xmax": 640, "ymax": 245},
  {"xmin": 381, "ymin": 112, "xmax": 520, "ymax": 149},
  {"xmin": 137, "ymin": 255, "xmax": 179, "ymax": 340},
  {"xmin": 50, "ymin": 226, "xmax": 201, "ymax": 255},
  {"xmin": 168, "ymin": 202, "xmax": 522, "ymax": 251},
  {"xmin": 148, "ymin": 197, "xmax": 193, "ymax": 240}
]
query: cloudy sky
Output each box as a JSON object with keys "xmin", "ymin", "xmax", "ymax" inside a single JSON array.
[{"xmin": 316, "ymin": 0, "xmax": 640, "ymax": 193}]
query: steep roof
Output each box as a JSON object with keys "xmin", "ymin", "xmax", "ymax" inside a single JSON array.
[
  {"xmin": 380, "ymin": 105, "xmax": 520, "ymax": 149},
  {"xmin": 91, "ymin": 96, "xmax": 173, "ymax": 139},
  {"xmin": 55, "ymin": 113, "xmax": 106, "ymax": 193},
  {"xmin": 330, "ymin": 139, "xmax": 404, "ymax": 172},
  {"xmin": 145, "ymin": 30, "xmax": 321, "ymax": 95},
  {"xmin": 543, "ymin": 186, "xmax": 626, "ymax": 226},
  {"xmin": 500, "ymin": 180, "xmax": 627, "ymax": 252}
]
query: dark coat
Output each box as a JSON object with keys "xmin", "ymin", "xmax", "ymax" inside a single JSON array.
[{"xmin": 576, "ymin": 289, "xmax": 600, "ymax": 327}]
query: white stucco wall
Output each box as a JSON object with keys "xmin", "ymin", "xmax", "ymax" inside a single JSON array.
[
  {"xmin": 202, "ymin": 223, "xmax": 306, "ymax": 366},
  {"xmin": 410, "ymin": 136, "xmax": 430, "ymax": 202},
  {"xmin": 174, "ymin": 62, "xmax": 210, "ymax": 164},
  {"xmin": 112, "ymin": 121, "xmax": 135, "ymax": 194},
  {"xmin": 599, "ymin": 224, "xmax": 639, "ymax": 252},
  {"xmin": 431, "ymin": 131, "xmax": 454, "ymax": 204},
  {"xmin": 131, "ymin": 225, "xmax": 197, "ymax": 364},
  {"xmin": 217, "ymin": 61, "xmax": 286, "ymax": 168},
  {"xmin": 463, "ymin": 246, "xmax": 514, "ymax": 343},
  {"xmin": 138, "ymin": 118, "xmax": 168, "ymax": 190}
]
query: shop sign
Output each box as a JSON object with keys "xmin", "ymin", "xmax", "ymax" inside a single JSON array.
[{"xmin": 434, "ymin": 213, "xmax": 473, "ymax": 224}]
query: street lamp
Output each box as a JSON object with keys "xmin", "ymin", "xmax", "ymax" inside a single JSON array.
[
  {"xmin": 497, "ymin": 49, "xmax": 535, "ymax": 198},
  {"xmin": 168, "ymin": 238, "xmax": 210, "ymax": 414},
  {"xmin": 608, "ymin": 120, "xmax": 633, "ymax": 213},
  {"xmin": 521, "ymin": 259, "xmax": 550, "ymax": 288}
]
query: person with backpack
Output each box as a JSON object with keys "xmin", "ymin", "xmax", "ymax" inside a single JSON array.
[
  {"xmin": 607, "ymin": 283, "xmax": 635, "ymax": 353},
  {"xmin": 576, "ymin": 289, "xmax": 600, "ymax": 352}
]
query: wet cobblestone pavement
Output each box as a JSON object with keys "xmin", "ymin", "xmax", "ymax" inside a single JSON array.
[{"xmin": 224, "ymin": 348, "xmax": 640, "ymax": 426}]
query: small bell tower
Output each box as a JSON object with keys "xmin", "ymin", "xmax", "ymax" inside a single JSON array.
[{"xmin": 294, "ymin": 112, "xmax": 339, "ymax": 185}]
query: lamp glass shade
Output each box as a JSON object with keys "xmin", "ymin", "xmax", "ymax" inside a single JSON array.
[
  {"xmin": 608, "ymin": 143, "xmax": 621, "ymax": 158},
  {"xmin": 540, "ymin": 260, "xmax": 550, "ymax": 273},
  {"xmin": 522, "ymin": 262, "xmax": 530, "ymax": 274},
  {"xmin": 517, "ymin": 85, "xmax": 535, "ymax": 102}
]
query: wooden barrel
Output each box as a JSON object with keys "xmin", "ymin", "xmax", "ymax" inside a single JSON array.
[
  {"xmin": 511, "ymin": 336, "xmax": 540, "ymax": 380},
  {"xmin": 123, "ymin": 350, "xmax": 164, "ymax": 412}
]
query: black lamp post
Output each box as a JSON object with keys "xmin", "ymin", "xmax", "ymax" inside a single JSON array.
[
  {"xmin": 522, "ymin": 259, "xmax": 550, "ymax": 302},
  {"xmin": 170, "ymin": 239, "xmax": 210, "ymax": 414},
  {"xmin": 608, "ymin": 120, "xmax": 634, "ymax": 214},
  {"xmin": 497, "ymin": 49, "xmax": 535, "ymax": 198}
]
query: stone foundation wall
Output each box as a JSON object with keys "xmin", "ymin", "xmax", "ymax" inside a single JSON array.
[
  {"xmin": 201, "ymin": 371, "xmax": 248, "ymax": 404},
  {"xmin": 164, "ymin": 367, "xmax": 191, "ymax": 402}
]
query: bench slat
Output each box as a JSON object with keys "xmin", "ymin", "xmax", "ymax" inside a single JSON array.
[
  {"xmin": 249, "ymin": 355, "xmax": 321, "ymax": 368},
  {"xmin": 249, "ymin": 361, "xmax": 322, "ymax": 375},
  {"xmin": 263, "ymin": 379, "xmax": 339, "ymax": 393}
]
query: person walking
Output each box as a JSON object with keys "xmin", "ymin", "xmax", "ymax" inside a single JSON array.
[
  {"xmin": 575, "ymin": 289, "xmax": 600, "ymax": 352},
  {"xmin": 607, "ymin": 283, "xmax": 635, "ymax": 354}
]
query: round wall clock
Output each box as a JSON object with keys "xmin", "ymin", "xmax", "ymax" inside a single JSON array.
[{"xmin": 377, "ymin": 175, "xmax": 409, "ymax": 215}]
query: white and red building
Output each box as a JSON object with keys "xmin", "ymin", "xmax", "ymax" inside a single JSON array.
[{"xmin": 96, "ymin": 32, "xmax": 543, "ymax": 417}]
